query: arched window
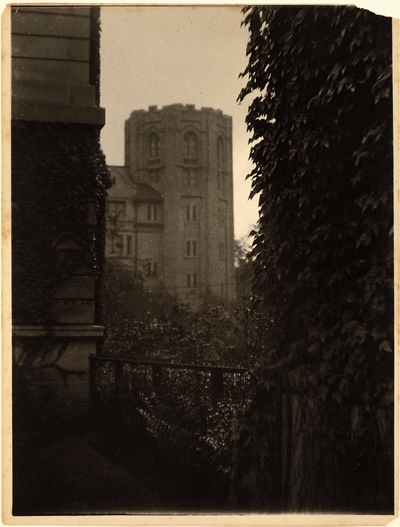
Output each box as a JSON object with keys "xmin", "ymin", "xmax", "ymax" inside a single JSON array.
[
  {"xmin": 183, "ymin": 132, "xmax": 198, "ymax": 157},
  {"xmin": 148, "ymin": 133, "xmax": 160, "ymax": 158}
]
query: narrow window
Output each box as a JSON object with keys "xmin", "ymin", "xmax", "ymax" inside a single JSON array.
[
  {"xmin": 219, "ymin": 242, "xmax": 226, "ymax": 260},
  {"xmin": 186, "ymin": 240, "xmax": 197, "ymax": 256},
  {"xmin": 108, "ymin": 201, "xmax": 126, "ymax": 220},
  {"xmin": 217, "ymin": 137, "xmax": 225, "ymax": 167},
  {"xmin": 148, "ymin": 133, "xmax": 160, "ymax": 158},
  {"xmin": 183, "ymin": 169, "xmax": 199, "ymax": 188},
  {"xmin": 187, "ymin": 274, "xmax": 191, "ymax": 288},
  {"xmin": 111, "ymin": 234, "xmax": 123, "ymax": 256},
  {"xmin": 217, "ymin": 138, "xmax": 227, "ymax": 195},
  {"xmin": 147, "ymin": 205, "xmax": 157, "ymax": 221},
  {"xmin": 149, "ymin": 170, "xmax": 160, "ymax": 183},
  {"xmin": 217, "ymin": 171, "xmax": 227, "ymax": 195},
  {"xmin": 126, "ymin": 235, "xmax": 132, "ymax": 256},
  {"xmin": 193, "ymin": 273, "xmax": 198, "ymax": 288},
  {"xmin": 153, "ymin": 262, "xmax": 158, "ymax": 278},
  {"xmin": 186, "ymin": 204, "xmax": 198, "ymax": 222},
  {"xmin": 219, "ymin": 208, "xmax": 227, "ymax": 226},
  {"xmin": 116, "ymin": 235, "xmax": 123, "ymax": 256},
  {"xmin": 109, "ymin": 235, "xmax": 115, "ymax": 255},
  {"xmin": 222, "ymin": 172, "xmax": 227, "ymax": 195},
  {"xmin": 183, "ymin": 132, "xmax": 198, "ymax": 157}
]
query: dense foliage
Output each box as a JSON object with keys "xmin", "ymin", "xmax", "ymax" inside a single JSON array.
[
  {"xmin": 103, "ymin": 260, "xmax": 271, "ymax": 365},
  {"xmin": 100, "ymin": 263, "xmax": 267, "ymax": 485},
  {"xmin": 12, "ymin": 121, "xmax": 110, "ymax": 327},
  {"xmin": 235, "ymin": 6, "xmax": 393, "ymax": 512}
]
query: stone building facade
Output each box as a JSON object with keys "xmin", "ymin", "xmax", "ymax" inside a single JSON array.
[
  {"xmin": 11, "ymin": 6, "xmax": 107, "ymax": 423},
  {"xmin": 107, "ymin": 104, "xmax": 235, "ymax": 307},
  {"xmin": 106, "ymin": 165, "xmax": 164, "ymax": 292}
]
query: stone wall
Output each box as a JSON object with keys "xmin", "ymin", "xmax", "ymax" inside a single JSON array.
[{"xmin": 11, "ymin": 6, "xmax": 107, "ymax": 419}]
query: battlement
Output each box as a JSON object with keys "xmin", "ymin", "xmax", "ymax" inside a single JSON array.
[{"xmin": 129, "ymin": 104, "xmax": 230, "ymax": 119}]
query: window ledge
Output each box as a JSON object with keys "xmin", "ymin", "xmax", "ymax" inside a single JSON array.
[{"xmin": 12, "ymin": 325, "xmax": 105, "ymax": 338}]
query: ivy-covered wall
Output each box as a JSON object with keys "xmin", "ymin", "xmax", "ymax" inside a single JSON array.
[
  {"xmin": 11, "ymin": 6, "xmax": 110, "ymax": 418},
  {"xmin": 235, "ymin": 6, "xmax": 394, "ymax": 512},
  {"xmin": 12, "ymin": 121, "xmax": 107, "ymax": 326},
  {"xmin": 12, "ymin": 5, "xmax": 109, "ymax": 328}
]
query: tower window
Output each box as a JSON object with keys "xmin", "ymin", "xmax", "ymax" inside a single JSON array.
[
  {"xmin": 219, "ymin": 242, "xmax": 226, "ymax": 260},
  {"xmin": 217, "ymin": 171, "xmax": 227, "ymax": 195},
  {"xmin": 217, "ymin": 137, "xmax": 226, "ymax": 168},
  {"xmin": 186, "ymin": 240, "xmax": 197, "ymax": 257},
  {"xmin": 186, "ymin": 204, "xmax": 198, "ymax": 222},
  {"xmin": 109, "ymin": 234, "xmax": 123, "ymax": 256},
  {"xmin": 217, "ymin": 137, "xmax": 227, "ymax": 195},
  {"xmin": 218, "ymin": 207, "xmax": 227, "ymax": 226},
  {"xmin": 148, "ymin": 133, "xmax": 160, "ymax": 158},
  {"xmin": 147, "ymin": 204, "xmax": 158, "ymax": 221},
  {"xmin": 183, "ymin": 131, "xmax": 198, "ymax": 157},
  {"xmin": 187, "ymin": 273, "xmax": 198, "ymax": 288},
  {"xmin": 145, "ymin": 262, "xmax": 158, "ymax": 278},
  {"xmin": 149, "ymin": 170, "xmax": 160, "ymax": 183},
  {"xmin": 126, "ymin": 235, "xmax": 132, "ymax": 256},
  {"xmin": 183, "ymin": 168, "xmax": 199, "ymax": 188}
]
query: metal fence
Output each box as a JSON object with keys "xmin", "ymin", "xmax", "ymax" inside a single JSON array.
[{"xmin": 90, "ymin": 354, "xmax": 251, "ymax": 471}]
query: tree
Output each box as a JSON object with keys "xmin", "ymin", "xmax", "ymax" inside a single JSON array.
[
  {"xmin": 235, "ymin": 235, "xmax": 254, "ymax": 298},
  {"xmin": 235, "ymin": 6, "xmax": 393, "ymax": 512}
]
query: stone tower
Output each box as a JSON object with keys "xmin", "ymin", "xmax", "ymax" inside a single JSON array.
[{"xmin": 122, "ymin": 103, "xmax": 235, "ymax": 306}]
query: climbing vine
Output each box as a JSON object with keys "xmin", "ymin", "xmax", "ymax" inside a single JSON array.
[
  {"xmin": 12, "ymin": 121, "xmax": 110, "ymax": 326},
  {"xmin": 235, "ymin": 6, "xmax": 393, "ymax": 512}
]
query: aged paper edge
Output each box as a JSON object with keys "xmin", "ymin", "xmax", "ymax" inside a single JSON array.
[{"xmin": 1, "ymin": 2, "xmax": 399, "ymax": 526}]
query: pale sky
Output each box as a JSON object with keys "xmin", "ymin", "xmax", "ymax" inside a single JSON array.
[
  {"xmin": 99, "ymin": 3, "xmax": 397, "ymax": 241},
  {"xmin": 99, "ymin": 6, "xmax": 258, "ymax": 240}
]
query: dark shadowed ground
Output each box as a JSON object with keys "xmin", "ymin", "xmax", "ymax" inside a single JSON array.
[{"xmin": 12, "ymin": 403, "xmax": 233, "ymax": 516}]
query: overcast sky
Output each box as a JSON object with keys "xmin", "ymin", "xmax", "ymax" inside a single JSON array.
[
  {"xmin": 99, "ymin": 6, "xmax": 257, "ymax": 240},
  {"xmin": 99, "ymin": 3, "xmax": 397, "ymax": 240}
]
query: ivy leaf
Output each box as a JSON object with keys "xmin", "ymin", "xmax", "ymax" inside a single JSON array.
[{"xmin": 379, "ymin": 340, "xmax": 392, "ymax": 353}]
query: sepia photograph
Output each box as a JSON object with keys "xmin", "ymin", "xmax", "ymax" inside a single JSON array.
[{"xmin": 6, "ymin": 2, "xmax": 396, "ymax": 521}]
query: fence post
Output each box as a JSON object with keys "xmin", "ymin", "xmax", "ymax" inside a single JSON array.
[
  {"xmin": 211, "ymin": 369, "xmax": 224, "ymax": 406},
  {"xmin": 89, "ymin": 355, "xmax": 100, "ymax": 407},
  {"xmin": 114, "ymin": 360, "xmax": 124, "ymax": 398},
  {"xmin": 152, "ymin": 364, "xmax": 162, "ymax": 393}
]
